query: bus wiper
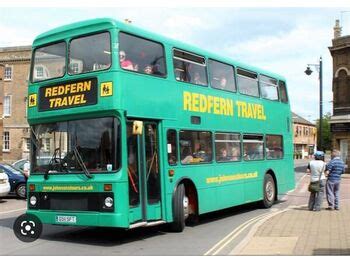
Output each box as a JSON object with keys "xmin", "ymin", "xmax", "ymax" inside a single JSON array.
[
  {"xmin": 73, "ymin": 146, "xmax": 92, "ymax": 179},
  {"xmin": 45, "ymin": 148, "xmax": 60, "ymax": 180}
]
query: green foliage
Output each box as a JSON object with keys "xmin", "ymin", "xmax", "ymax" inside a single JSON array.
[{"xmin": 316, "ymin": 112, "xmax": 332, "ymax": 151}]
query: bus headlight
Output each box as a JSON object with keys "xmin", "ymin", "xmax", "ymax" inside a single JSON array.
[
  {"xmin": 104, "ymin": 197, "xmax": 113, "ymax": 208},
  {"xmin": 30, "ymin": 196, "xmax": 37, "ymax": 206}
]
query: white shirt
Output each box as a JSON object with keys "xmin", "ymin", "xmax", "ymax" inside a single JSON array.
[{"xmin": 308, "ymin": 160, "xmax": 326, "ymax": 182}]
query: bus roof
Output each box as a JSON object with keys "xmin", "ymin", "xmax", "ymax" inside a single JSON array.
[{"xmin": 33, "ymin": 17, "xmax": 286, "ymax": 81}]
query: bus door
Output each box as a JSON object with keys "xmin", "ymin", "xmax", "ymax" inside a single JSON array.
[{"xmin": 127, "ymin": 120, "xmax": 162, "ymax": 225}]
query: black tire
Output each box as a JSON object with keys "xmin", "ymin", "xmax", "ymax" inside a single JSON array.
[
  {"xmin": 16, "ymin": 184, "xmax": 26, "ymax": 199},
  {"xmin": 170, "ymin": 183, "xmax": 186, "ymax": 232},
  {"xmin": 261, "ymin": 174, "xmax": 275, "ymax": 208}
]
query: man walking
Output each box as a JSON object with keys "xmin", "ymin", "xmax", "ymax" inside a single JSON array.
[{"xmin": 326, "ymin": 150, "xmax": 346, "ymax": 210}]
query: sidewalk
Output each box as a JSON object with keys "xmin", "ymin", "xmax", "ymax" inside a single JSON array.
[{"xmin": 231, "ymin": 174, "xmax": 350, "ymax": 255}]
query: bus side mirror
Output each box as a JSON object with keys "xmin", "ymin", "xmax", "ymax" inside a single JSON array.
[{"xmin": 132, "ymin": 121, "xmax": 143, "ymax": 135}]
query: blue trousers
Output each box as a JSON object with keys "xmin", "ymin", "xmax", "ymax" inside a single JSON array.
[
  {"xmin": 326, "ymin": 180, "xmax": 340, "ymax": 209},
  {"xmin": 308, "ymin": 179, "xmax": 326, "ymax": 211}
]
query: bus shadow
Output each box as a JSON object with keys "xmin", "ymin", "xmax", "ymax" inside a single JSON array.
[
  {"xmin": 192, "ymin": 202, "xmax": 267, "ymax": 227},
  {"xmin": 40, "ymin": 224, "xmax": 167, "ymax": 247},
  {"xmin": 39, "ymin": 202, "xmax": 268, "ymax": 247}
]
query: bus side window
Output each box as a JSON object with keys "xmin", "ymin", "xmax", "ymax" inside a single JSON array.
[
  {"xmin": 215, "ymin": 133, "xmax": 241, "ymax": 162},
  {"xmin": 167, "ymin": 129, "xmax": 178, "ymax": 165},
  {"xmin": 260, "ymin": 75, "xmax": 278, "ymax": 101},
  {"xmin": 243, "ymin": 134, "xmax": 264, "ymax": 161},
  {"xmin": 173, "ymin": 49, "xmax": 208, "ymax": 86},
  {"xmin": 209, "ymin": 59, "xmax": 236, "ymax": 92},
  {"xmin": 119, "ymin": 32, "xmax": 167, "ymax": 77},
  {"xmin": 179, "ymin": 130, "xmax": 212, "ymax": 164},
  {"xmin": 266, "ymin": 135, "xmax": 283, "ymax": 159},
  {"xmin": 279, "ymin": 81, "xmax": 289, "ymax": 103},
  {"xmin": 237, "ymin": 69, "xmax": 259, "ymax": 97}
]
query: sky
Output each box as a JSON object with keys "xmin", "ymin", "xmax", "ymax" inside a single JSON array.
[{"xmin": 1, "ymin": 3, "xmax": 350, "ymax": 123}]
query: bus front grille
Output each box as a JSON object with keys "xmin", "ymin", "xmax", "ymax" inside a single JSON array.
[{"xmin": 28, "ymin": 192, "xmax": 114, "ymax": 212}]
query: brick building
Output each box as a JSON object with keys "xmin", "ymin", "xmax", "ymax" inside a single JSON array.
[
  {"xmin": 0, "ymin": 46, "xmax": 31, "ymax": 163},
  {"xmin": 328, "ymin": 20, "xmax": 350, "ymax": 171},
  {"xmin": 292, "ymin": 112, "xmax": 317, "ymax": 159}
]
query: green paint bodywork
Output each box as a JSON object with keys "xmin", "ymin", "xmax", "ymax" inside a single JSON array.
[{"xmin": 27, "ymin": 18, "xmax": 295, "ymax": 228}]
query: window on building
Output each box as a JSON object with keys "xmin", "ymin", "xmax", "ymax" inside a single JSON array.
[
  {"xmin": 179, "ymin": 130, "xmax": 212, "ymax": 164},
  {"xmin": 279, "ymin": 81, "xmax": 289, "ymax": 103},
  {"xmin": 119, "ymin": 32, "xmax": 166, "ymax": 77},
  {"xmin": 3, "ymin": 131, "xmax": 10, "ymax": 151},
  {"xmin": 260, "ymin": 75, "xmax": 279, "ymax": 101},
  {"xmin": 24, "ymin": 138, "xmax": 30, "ymax": 152},
  {"xmin": 4, "ymin": 66, "xmax": 12, "ymax": 80},
  {"xmin": 243, "ymin": 134, "xmax": 264, "ymax": 160},
  {"xmin": 3, "ymin": 96, "xmax": 11, "ymax": 117},
  {"xmin": 173, "ymin": 49, "xmax": 207, "ymax": 86},
  {"xmin": 167, "ymin": 129, "xmax": 178, "ymax": 165},
  {"xmin": 266, "ymin": 135, "xmax": 283, "ymax": 159},
  {"xmin": 209, "ymin": 59, "xmax": 236, "ymax": 92},
  {"xmin": 237, "ymin": 69, "xmax": 259, "ymax": 97},
  {"xmin": 215, "ymin": 133, "xmax": 241, "ymax": 162}
]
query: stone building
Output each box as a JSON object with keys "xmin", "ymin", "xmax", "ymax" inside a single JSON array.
[
  {"xmin": 328, "ymin": 20, "xmax": 350, "ymax": 171},
  {"xmin": 292, "ymin": 112, "xmax": 317, "ymax": 159},
  {"xmin": 0, "ymin": 46, "xmax": 31, "ymax": 163}
]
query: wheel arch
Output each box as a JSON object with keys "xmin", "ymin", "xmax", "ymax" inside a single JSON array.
[
  {"xmin": 172, "ymin": 177, "xmax": 199, "ymax": 216},
  {"xmin": 264, "ymin": 168, "xmax": 278, "ymax": 200}
]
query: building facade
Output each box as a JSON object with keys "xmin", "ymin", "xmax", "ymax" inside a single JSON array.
[
  {"xmin": 328, "ymin": 20, "xmax": 350, "ymax": 171},
  {"xmin": 0, "ymin": 46, "xmax": 31, "ymax": 163},
  {"xmin": 292, "ymin": 112, "xmax": 317, "ymax": 159}
]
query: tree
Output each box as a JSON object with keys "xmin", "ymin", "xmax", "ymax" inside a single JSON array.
[{"xmin": 316, "ymin": 112, "xmax": 332, "ymax": 151}]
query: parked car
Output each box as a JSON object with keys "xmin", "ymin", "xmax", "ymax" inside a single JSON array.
[
  {"xmin": 0, "ymin": 164, "xmax": 27, "ymax": 198},
  {"xmin": 0, "ymin": 170, "xmax": 11, "ymax": 198},
  {"xmin": 12, "ymin": 159, "xmax": 29, "ymax": 172}
]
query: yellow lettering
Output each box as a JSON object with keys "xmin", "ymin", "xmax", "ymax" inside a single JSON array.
[
  {"xmin": 213, "ymin": 97, "xmax": 220, "ymax": 114},
  {"xmin": 84, "ymin": 81, "xmax": 91, "ymax": 91},
  {"xmin": 183, "ymin": 91, "xmax": 192, "ymax": 111},
  {"xmin": 207, "ymin": 95, "xmax": 214, "ymax": 113},
  {"xmin": 199, "ymin": 94, "xmax": 207, "ymax": 113},
  {"xmin": 77, "ymin": 82, "xmax": 84, "ymax": 92},
  {"xmin": 45, "ymin": 88, "xmax": 52, "ymax": 97},
  {"xmin": 51, "ymin": 86, "xmax": 58, "ymax": 96},
  {"xmin": 70, "ymin": 83, "xmax": 77, "ymax": 93},
  {"xmin": 54, "ymin": 98, "xmax": 62, "ymax": 107},
  {"xmin": 226, "ymin": 99, "xmax": 234, "ymax": 116},
  {"xmin": 192, "ymin": 93, "xmax": 199, "ymax": 112},
  {"xmin": 219, "ymin": 98, "xmax": 226, "ymax": 115}
]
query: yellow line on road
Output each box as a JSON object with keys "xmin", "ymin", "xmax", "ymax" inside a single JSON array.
[{"xmin": 204, "ymin": 212, "xmax": 272, "ymax": 255}]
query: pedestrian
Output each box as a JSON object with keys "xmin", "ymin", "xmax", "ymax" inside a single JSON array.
[
  {"xmin": 306, "ymin": 151, "xmax": 326, "ymax": 211},
  {"xmin": 326, "ymin": 149, "xmax": 346, "ymax": 210}
]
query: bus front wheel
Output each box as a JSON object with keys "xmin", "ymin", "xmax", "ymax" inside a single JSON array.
[
  {"xmin": 170, "ymin": 183, "xmax": 188, "ymax": 232},
  {"xmin": 261, "ymin": 173, "xmax": 275, "ymax": 208}
]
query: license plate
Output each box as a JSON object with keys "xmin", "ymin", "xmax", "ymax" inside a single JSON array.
[{"xmin": 56, "ymin": 215, "xmax": 77, "ymax": 224}]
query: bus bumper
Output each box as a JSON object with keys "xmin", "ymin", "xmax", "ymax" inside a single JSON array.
[{"xmin": 26, "ymin": 210, "xmax": 128, "ymax": 228}]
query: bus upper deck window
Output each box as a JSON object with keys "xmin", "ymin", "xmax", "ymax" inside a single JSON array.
[
  {"xmin": 173, "ymin": 49, "xmax": 208, "ymax": 86},
  {"xmin": 119, "ymin": 32, "xmax": 167, "ymax": 77},
  {"xmin": 31, "ymin": 42, "xmax": 66, "ymax": 83},
  {"xmin": 69, "ymin": 32, "xmax": 111, "ymax": 75}
]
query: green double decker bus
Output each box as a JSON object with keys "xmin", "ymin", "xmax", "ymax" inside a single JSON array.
[{"xmin": 26, "ymin": 18, "xmax": 294, "ymax": 232}]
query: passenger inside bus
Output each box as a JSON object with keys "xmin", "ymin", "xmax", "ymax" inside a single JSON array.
[
  {"xmin": 218, "ymin": 148, "xmax": 230, "ymax": 161},
  {"xmin": 181, "ymin": 147, "xmax": 193, "ymax": 164},
  {"xmin": 144, "ymin": 65, "xmax": 153, "ymax": 74},
  {"xmin": 119, "ymin": 50, "xmax": 134, "ymax": 70},
  {"xmin": 220, "ymin": 76, "xmax": 227, "ymax": 88},
  {"xmin": 231, "ymin": 147, "xmax": 240, "ymax": 161}
]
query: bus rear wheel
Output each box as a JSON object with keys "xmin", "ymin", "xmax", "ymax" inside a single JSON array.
[
  {"xmin": 170, "ymin": 183, "xmax": 188, "ymax": 232},
  {"xmin": 261, "ymin": 173, "xmax": 275, "ymax": 208}
]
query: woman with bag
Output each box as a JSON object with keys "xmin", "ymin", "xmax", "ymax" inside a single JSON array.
[{"xmin": 306, "ymin": 151, "xmax": 326, "ymax": 211}]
